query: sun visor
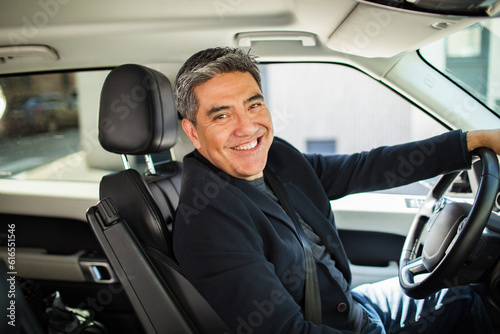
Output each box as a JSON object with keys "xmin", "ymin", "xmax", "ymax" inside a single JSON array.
[{"xmin": 326, "ymin": 2, "xmax": 483, "ymax": 58}]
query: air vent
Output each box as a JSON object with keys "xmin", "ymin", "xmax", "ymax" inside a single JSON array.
[{"xmin": 0, "ymin": 45, "xmax": 59, "ymax": 65}]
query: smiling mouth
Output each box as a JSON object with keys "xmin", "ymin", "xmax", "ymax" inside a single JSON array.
[{"xmin": 232, "ymin": 137, "xmax": 261, "ymax": 151}]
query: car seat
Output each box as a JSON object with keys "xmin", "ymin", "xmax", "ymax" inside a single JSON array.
[{"xmin": 86, "ymin": 64, "xmax": 230, "ymax": 333}]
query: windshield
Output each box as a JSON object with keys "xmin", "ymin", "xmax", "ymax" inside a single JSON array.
[{"xmin": 420, "ymin": 19, "xmax": 500, "ymax": 115}]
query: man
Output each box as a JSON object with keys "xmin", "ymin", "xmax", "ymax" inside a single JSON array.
[{"xmin": 172, "ymin": 47, "xmax": 500, "ymax": 333}]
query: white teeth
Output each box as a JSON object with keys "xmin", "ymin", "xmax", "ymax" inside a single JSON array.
[{"xmin": 233, "ymin": 139, "xmax": 258, "ymax": 150}]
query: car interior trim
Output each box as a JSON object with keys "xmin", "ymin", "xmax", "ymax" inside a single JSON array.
[{"xmin": 0, "ymin": 248, "xmax": 86, "ymax": 282}]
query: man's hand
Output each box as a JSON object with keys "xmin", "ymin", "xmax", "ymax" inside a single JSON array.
[{"xmin": 467, "ymin": 129, "xmax": 500, "ymax": 155}]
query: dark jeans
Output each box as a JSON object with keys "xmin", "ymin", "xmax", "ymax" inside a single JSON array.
[{"xmin": 351, "ymin": 277, "xmax": 494, "ymax": 334}]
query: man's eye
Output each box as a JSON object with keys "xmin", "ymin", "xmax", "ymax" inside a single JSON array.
[
  {"xmin": 250, "ymin": 103, "xmax": 261, "ymax": 110},
  {"xmin": 214, "ymin": 114, "xmax": 227, "ymax": 121}
]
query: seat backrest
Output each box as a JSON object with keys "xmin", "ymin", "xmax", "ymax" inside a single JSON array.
[
  {"xmin": 98, "ymin": 63, "xmax": 180, "ymax": 254},
  {"xmin": 87, "ymin": 64, "xmax": 230, "ymax": 333}
]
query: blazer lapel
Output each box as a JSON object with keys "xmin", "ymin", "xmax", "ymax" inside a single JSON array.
[{"xmin": 232, "ymin": 178, "xmax": 300, "ymax": 238}]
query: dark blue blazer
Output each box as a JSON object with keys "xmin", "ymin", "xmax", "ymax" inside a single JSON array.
[{"xmin": 173, "ymin": 131, "xmax": 470, "ymax": 333}]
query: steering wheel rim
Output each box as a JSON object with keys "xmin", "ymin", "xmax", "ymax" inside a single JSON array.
[{"xmin": 399, "ymin": 148, "xmax": 500, "ymax": 299}]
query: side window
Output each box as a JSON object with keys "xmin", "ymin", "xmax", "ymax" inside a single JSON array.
[
  {"xmin": 306, "ymin": 139, "xmax": 336, "ymax": 155},
  {"xmin": 260, "ymin": 63, "xmax": 448, "ymax": 195},
  {"xmin": 0, "ymin": 70, "xmax": 122, "ymax": 182}
]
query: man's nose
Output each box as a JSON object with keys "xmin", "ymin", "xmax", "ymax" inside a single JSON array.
[{"xmin": 234, "ymin": 112, "xmax": 258, "ymax": 137}]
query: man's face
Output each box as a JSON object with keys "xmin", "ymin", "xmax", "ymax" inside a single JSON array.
[{"xmin": 182, "ymin": 71, "xmax": 274, "ymax": 180}]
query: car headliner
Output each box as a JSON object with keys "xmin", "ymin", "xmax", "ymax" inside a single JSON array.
[{"xmin": 0, "ymin": 0, "xmax": 494, "ymax": 76}]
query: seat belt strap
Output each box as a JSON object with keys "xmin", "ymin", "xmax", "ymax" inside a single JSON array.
[{"xmin": 264, "ymin": 168, "xmax": 322, "ymax": 325}]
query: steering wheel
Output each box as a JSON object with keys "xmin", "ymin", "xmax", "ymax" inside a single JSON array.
[{"xmin": 399, "ymin": 148, "xmax": 500, "ymax": 299}]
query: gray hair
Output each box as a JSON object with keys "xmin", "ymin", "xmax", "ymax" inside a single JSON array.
[{"xmin": 174, "ymin": 47, "xmax": 261, "ymax": 125}]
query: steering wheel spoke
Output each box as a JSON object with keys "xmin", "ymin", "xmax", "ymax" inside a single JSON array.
[
  {"xmin": 400, "ymin": 257, "xmax": 428, "ymax": 290},
  {"xmin": 404, "ymin": 257, "xmax": 427, "ymax": 275}
]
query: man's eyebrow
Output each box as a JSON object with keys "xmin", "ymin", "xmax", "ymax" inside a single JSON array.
[
  {"xmin": 205, "ymin": 94, "xmax": 264, "ymax": 117},
  {"xmin": 206, "ymin": 105, "xmax": 229, "ymax": 117},
  {"xmin": 246, "ymin": 93, "xmax": 264, "ymax": 104}
]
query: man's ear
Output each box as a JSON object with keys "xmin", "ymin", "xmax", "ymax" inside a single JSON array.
[{"xmin": 182, "ymin": 118, "xmax": 201, "ymax": 149}]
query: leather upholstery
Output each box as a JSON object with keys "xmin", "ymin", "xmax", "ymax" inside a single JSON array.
[
  {"xmin": 98, "ymin": 64, "xmax": 178, "ymax": 155},
  {"xmin": 100, "ymin": 168, "xmax": 174, "ymax": 255},
  {"xmin": 99, "ymin": 63, "xmax": 181, "ymax": 253},
  {"xmin": 89, "ymin": 64, "xmax": 230, "ymax": 333},
  {"xmin": 99, "ymin": 160, "xmax": 182, "ymax": 254},
  {"xmin": 145, "ymin": 161, "xmax": 183, "ymax": 231}
]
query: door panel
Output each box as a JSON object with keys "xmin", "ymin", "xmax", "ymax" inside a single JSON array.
[
  {"xmin": 0, "ymin": 214, "xmax": 144, "ymax": 333},
  {"xmin": 332, "ymin": 192, "xmax": 420, "ymax": 286}
]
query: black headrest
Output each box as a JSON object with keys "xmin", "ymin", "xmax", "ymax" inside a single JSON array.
[{"xmin": 99, "ymin": 64, "xmax": 178, "ymax": 155}]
